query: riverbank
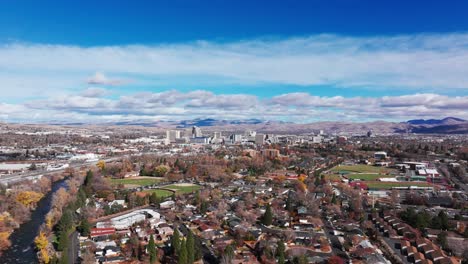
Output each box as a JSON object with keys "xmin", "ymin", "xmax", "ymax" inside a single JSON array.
[{"xmin": 0, "ymin": 179, "xmax": 68, "ymax": 263}]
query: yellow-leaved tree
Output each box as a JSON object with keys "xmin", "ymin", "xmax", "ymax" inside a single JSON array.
[
  {"xmin": 16, "ymin": 191, "xmax": 44, "ymax": 208},
  {"xmin": 96, "ymin": 160, "xmax": 106, "ymax": 171},
  {"xmin": 34, "ymin": 231, "xmax": 49, "ymax": 264}
]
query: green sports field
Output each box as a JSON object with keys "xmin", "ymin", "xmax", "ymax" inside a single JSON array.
[
  {"xmin": 330, "ymin": 164, "xmax": 393, "ymax": 174},
  {"xmin": 143, "ymin": 183, "xmax": 202, "ymax": 198},
  {"xmin": 110, "ymin": 177, "xmax": 164, "ymax": 187},
  {"xmin": 366, "ymin": 181, "xmax": 432, "ymax": 189},
  {"xmin": 144, "ymin": 189, "xmax": 174, "ymax": 197},
  {"xmin": 346, "ymin": 174, "xmax": 394, "ymax": 181},
  {"xmin": 164, "ymin": 184, "xmax": 202, "ymax": 194}
]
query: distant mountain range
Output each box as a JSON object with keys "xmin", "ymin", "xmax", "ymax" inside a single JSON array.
[
  {"xmin": 406, "ymin": 117, "xmax": 466, "ymax": 125},
  {"xmin": 23, "ymin": 117, "xmax": 468, "ymax": 134},
  {"xmin": 402, "ymin": 117, "xmax": 468, "ymax": 134}
]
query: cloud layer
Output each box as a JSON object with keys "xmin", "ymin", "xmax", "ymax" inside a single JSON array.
[
  {"xmin": 0, "ymin": 90, "xmax": 463, "ymax": 123},
  {"xmin": 2, "ymin": 33, "xmax": 468, "ymax": 94},
  {"xmin": 1, "ymin": 33, "xmax": 467, "ymax": 122}
]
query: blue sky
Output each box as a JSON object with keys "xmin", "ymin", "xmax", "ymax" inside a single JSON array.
[{"xmin": 0, "ymin": 0, "xmax": 468, "ymax": 123}]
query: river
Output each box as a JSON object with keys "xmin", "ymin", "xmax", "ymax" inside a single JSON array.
[{"xmin": 0, "ymin": 179, "xmax": 68, "ymax": 264}]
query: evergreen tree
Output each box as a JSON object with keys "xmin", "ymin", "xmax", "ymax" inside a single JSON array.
[
  {"xmin": 194, "ymin": 241, "xmax": 202, "ymax": 261},
  {"xmin": 262, "ymin": 204, "xmax": 273, "ymax": 226},
  {"xmin": 200, "ymin": 200, "xmax": 208, "ymax": 214},
  {"xmin": 171, "ymin": 228, "xmax": 181, "ymax": 255},
  {"xmin": 179, "ymin": 240, "xmax": 188, "ymax": 264},
  {"xmin": 57, "ymin": 230, "xmax": 69, "ymax": 251},
  {"xmin": 60, "ymin": 251, "xmax": 69, "ymax": 264},
  {"xmin": 286, "ymin": 192, "xmax": 293, "ymax": 212},
  {"xmin": 149, "ymin": 192, "xmax": 159, "ymax": 205},
  {"xmin": 78, "ymin": 218, "xmax": 91, "ymax": 237},
  {"xmin": 148, "ymin": 234, "xmax": 157, "ymax": 264},
  {"xmin": 223, "ymin": 245, "xmax": 235, "ymax": 262},
  {"xmin": 437, "ymin": 231, "xmax": 448, "ymax": 250},
  {"xmin": 57, "ymin": 209, "xmax": 73, "ymax": 233},
  {"xmin": 187, "ymin": 231, "xmax": 195, "ymax": 264},
  {"xmin": 277, "ymin": 240, "xmax": 285, "ymax": 264},
  {"xmin": 293, "ymin": 255, "xmax": 308, "ymax": 264},
  {"xmin": 194, "ymin": 191, "xmax": 200, "ymax": 205}
]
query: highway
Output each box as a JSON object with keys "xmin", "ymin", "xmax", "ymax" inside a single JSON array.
[
  {"xmin": 0, "ymin": 155, "xmax": 131, "ymax": 185},
  {"xmin": 438, "ymin": 163, "xmax": 468, "ymax": 193}
]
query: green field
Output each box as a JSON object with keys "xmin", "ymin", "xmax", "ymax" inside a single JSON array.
[
  {"xmin": 366, "ymin": 181, "xmax": 432, "ymax": 189},
  {"xmin": 330, "ymin": 164, "xmax": 393, "ymax": 174},
  {"xmin": 143, "ymin": 184, "xmax": 202, "ymax": 198},
  {"xmin": 111, "ymin": 177, "xmax": 163, "ymax": 187},
  {"xmin": 324, "ymin": 174, "xmax": 342, "ymax": 181},
  {"xmin": 164, "ymin": 184, "xmax": 202, "ymax": 194},
  {"xmin": 347, "ymin": 174, "xmax": 394, "ymax": 181},
  {"xmin": 144, "ymin": 189, "xmax": 174, "ymax": 197}
]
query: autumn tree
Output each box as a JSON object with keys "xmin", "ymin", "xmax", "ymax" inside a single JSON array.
[
  {"xmin": 35, "ymin": 231, "xmax": 50, "ymax": 264},
  {"xmin": 96, "ymin": 160, "xmax": 106, "ymax": 172},
  {"xmin": 153, "ymin": 165, "xmax": 169, "ymax": 177},
  {"xmin": 15, "ymin": 191, "xmax": 43, "ymax": 208}
]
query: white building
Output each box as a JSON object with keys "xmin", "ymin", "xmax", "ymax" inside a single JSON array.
[
  {"xmin": 374, "ymin": 151, "xmax": 388, "ymax": 160},
  {"xmin": 213, "ymin": 131, "xmax": 222, "ymax": 139},
  {"xmin": 255, "ymin": 134, "xmax": 265, "ymax": 145},
  {"xmin": 166, "ymin": 130, "xmax": 181, "ymax": 143},
  {"xmin": 192, "ymin": 126, "xmax": 203, "ymax": 138},
  {"xmin": 96, "ymin": 209, "xmax": 161, "ymax": 230}
]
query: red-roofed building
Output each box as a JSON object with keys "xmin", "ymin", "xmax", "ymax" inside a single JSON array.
[{"xmin": 90, "ymin": 227, "xmax": 116, "ymax": 238}]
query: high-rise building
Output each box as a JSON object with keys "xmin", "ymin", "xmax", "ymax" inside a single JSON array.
[
  {"xmin": 213, "ymin": 131, "xmax": 222, "ymax": 139},
  {"xmin": 255, "ymin": 134, "xmax": 265, "ymax": 145},
  {"xmin": 166, "ymin": 130, "xmax": 181, "ymax": 143},
  {"xmin": 261, "ymin": 149, "xmax": 280, "ymax": 159},
  {"xmin": 192, "ymin": 126, "xmax": 203, "ymax": 138}
]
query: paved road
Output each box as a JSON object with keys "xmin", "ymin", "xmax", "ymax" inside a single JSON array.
[
  {"xmin": 322, "ymin": 219, "xmax": 350, "ymax": 261},
  {"xmin": 438, "ymin": 164, "xmax": 468, "ymax": 193},
  {"xmin": 67, "ymin": 231, "xmax": 79, "ymax": 264},
  {"xmin": 0, "ymin": 154, "xmax": 136, "ymax": 185}
]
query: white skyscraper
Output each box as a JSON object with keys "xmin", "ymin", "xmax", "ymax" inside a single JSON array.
[
  {"xmin": 166, "ymin": 130, "xmax": 181, "ymax": 143},
  {"xmin": 255, "ymin": 134, "xmax": 265, "ymax": 145},
  {"xmin": 192, "ymin": 126, "xmax": 203, "ymax": 138}
]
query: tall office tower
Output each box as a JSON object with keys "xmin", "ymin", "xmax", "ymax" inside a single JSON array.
[{"xmin": 192, "ymin": 126, "xmax": 203, "ymax": 138}]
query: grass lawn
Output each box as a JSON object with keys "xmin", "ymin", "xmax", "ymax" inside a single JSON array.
[
  {"xmin": 164, "ymin": 184, "xmax": 202, "ymax": 194},
  {"xmin": 144, "ymin": 189, "xmax": 174, "ymax": 198},
  {"xmin": 347, "ymin": 174, "xmax": 394, "ymax": 181},
  {"xmin": 110, "ymin": 177, "xmax": 163, "ymax": 187},
  {"xmin": 366, "ymin": 181, "xmax": 432, "ymax": 189},
  {"xmin": 143, "ymin": 184, "xmax": 202, "ymax": 198},
  {"xmin": 324, "ymin": 174, "xmax": 342, "ymax": 181},
  {"xmin": 330, "ymin": 164, "xmax": 393, "ymax": 174},
  {"xmin": 331, "ymin": 164, "xmax": 395, "ymax": 174}
]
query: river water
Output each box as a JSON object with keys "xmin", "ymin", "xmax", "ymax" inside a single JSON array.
[{"xmin": 0, "ymin": 179, "xmax": 68, "ymax": 264}]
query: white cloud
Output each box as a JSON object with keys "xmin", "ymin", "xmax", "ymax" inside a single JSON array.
[
  {"xmin": 80, "ymin": 87, "xmax": 109, "ymax": 98},
  {"xmin": 86, "ymin": 72, "xmax": 126, "ymax": 86},
  {"xmin": 1, "ymin": 33, "xmax": 468, "ymax": 94},
  {"xmin": 1, "ymin": 90, "xmax": 462, "ymax": 123}
]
